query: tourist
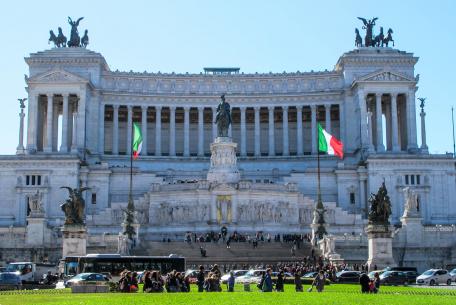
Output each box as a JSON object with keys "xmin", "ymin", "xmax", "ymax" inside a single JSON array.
[
  {"xmin": 294, "ymin": 268, "xmax": 303, "ymax": 292},
  {"xmin": 359, "ymin": 272, "xmax": 370, "ymax": 293},
  {"xmin": 313, "ymin": 270, "xmax": 325, "ymax": 292},
  {"xmin": 118, "ymin": 271, "xmax": 131, "ymax": 292},
  {"xmin": 372, "ymin": 272, "xmax": 380, "ymax": 293},
  {"xmin": 166, "ymin": 270, "xmax": 180, "ymax": 292},
  {"xmin": 262, "ymin": 268, "xmax": 273, "ymax": 292},
  {"xmin": 275, "ymin": 270, "xmax": 284, "ymax": 292},
  {"xmin": 130, "ymin": 272, "xmax": 138, "ymax": 292},
  {"xmin": 226, "ymin": 236, "xmax": 231, "ymax": 249},
  {"xmin": 197, "ymin": 265, "xmax": 205, "ymax": 292},
  {"xmin": 143, "ymin": 271, "xmax": 152, "ymax": 293},
  {"xmin": 149, "ymin": 271, "xmax": 164, "ymax": 293},
  {"xmin": 227, "ymin": 271, "xmax": 235, "ymax": 292}
]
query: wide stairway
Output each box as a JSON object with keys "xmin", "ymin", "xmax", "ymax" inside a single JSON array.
[{"xmin": 132, "ymin": 241, "xmax": 315, "ymax": 265}]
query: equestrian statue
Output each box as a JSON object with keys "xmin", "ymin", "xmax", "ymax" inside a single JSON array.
[
  {"xmin": 368, "ymin": 182, "xmax": 392, "ymax": 225},
  {"xmin": 60, "ymin": 186, "xmax": 90, "ymax": 225},
  {"xmin": 215, "ymin": 94, "xmax": 232, "ymax": 137}
]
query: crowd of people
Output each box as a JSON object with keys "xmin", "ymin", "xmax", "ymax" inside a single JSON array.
[{"xmin": 115, "ymin": 260, "xmax": 381, "ymax": 294}]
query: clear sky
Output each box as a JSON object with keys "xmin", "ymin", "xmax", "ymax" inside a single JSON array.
[{"xmin": 1, "ymin": 0, "xmax": 455, "ymax": 155}]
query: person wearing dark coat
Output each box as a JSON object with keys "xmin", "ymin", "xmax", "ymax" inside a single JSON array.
[
  {"xmin": 197, "ymin": 265, "xmax": 205, "ymax": 292},
  {"xmin": 294, "ymin": 269, "xmax": 303, "ymax": 292},
  {"xmin": 143, "ymin": 271, "xmax": 153, "ymax": 293},
  {"xmin": 359, "ymin": 272, "xmax": 370, "ymax": 293},
  {"xmin": 262, "ymin": 269, "xmax": 273, "ymax": 292},
  {"xmin": 275, "ymin": 271, "xmax": 284, "ymax": 292}
]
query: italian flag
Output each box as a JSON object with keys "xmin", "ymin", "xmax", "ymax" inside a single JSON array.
[
  {"xmin": 318, "ymin": 123, "xmax": 344, "ymax": 159},
  {"xmin": 132, "ymin": 122, "xmax": 143, "ymax": 159}
]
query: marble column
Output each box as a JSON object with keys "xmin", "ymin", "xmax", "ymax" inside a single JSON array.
[
  {"xmin": 282, "ymin": 106, "xmax": 289, "ymax": 156},
  {"xmin": 390, "ymin": 94, "xmax": 400, "ymax": 152},
  {"xmin": 240, "ymin": 106, "xmax": 247, "ymax": 157},
  {"xmin": 155, "ymin": 106, "xmax": 162, "ymax": 156},
  {"xmin": 141, "ymin": 106, "xmax": 148, "ymax": 156},
  {"xmin": 325, "ymin": 104, "xmax": 331, "ymax": 133},
  {"xmin": 26, "ymin": 93, "xmax": 38, "ymax": 153},
  {"xmin": 44, "ymin": 94, "xmax": 53, "ymax": 152},
  {"xmin": 254, "ymin": 107, "xmax": 260, "ymax": 157},
  {"xmin": 112, "ymin": 105, "xmax": 119, "ymax": 155},
  {"xmin": 99, "ymin": 103, "xmax": 105, "ymax": 154},
  {"xmin": 367, "ymin": 110, "xmax": 375, "ymax": 152},
  {"xmin": 339, "ymin": 101, "xmax": 346, "ymax": 145},
  {"xmin": 268, "ymin": 106, "xmax": 275, "ymax": 156},
  {"xmin": 420, "ymin": 108, "xmax": 428, "ymax": 153},
  {"xmin": 71, "ymin": 106, "xmax": 78, "ymax": 153},
  {"xmin": 375, "ymin": 93, "xmax": 385, "ymax": 152},
  {"xmin": 407, "ymin": 90, "xmax": 418, "ymax": 150},
  {"xmin": 311, "ymin": 104, "xmax": 317, "ymax": 155},
  {"xmin": 184, "ymin": 106, "xmax": 190, "ymax": 157},
  {"xmin": 296, "ymin": 106, "xmax": 303, "ymax": 156},
  {"xmin": 212, "ymin": 107, "xmax": 217, "ymax": 140},
  {"xmin": 16, "ymin": 103, "xmax": 26, "ymax": 154},
  {"xmin": 126, "ymin": 105, "xmax": 133, "ymax": 155},
  {"xmin": 358, "ymin": 91, "xmax": 368, "ymax": 149},
  {"xmin": 60, "ymin": 94, "xmax": 69, "ymax": 152},
  {"xmin": 198, "ymin": 107, "xmax": 204, "ymax": 156},
  {"xmin": 169, "ymin": 106, "xmax": 176, "ymax": 156}
]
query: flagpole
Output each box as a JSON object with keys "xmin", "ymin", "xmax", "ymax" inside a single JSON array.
[{"xmin": 452, "ymin": 106, "xmax": 455, "ymax": 159}]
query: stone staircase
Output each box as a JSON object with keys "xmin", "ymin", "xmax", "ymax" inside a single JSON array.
[{"xmin": 132, "ymin": 241, "xmax": 315, "ymax": 265}]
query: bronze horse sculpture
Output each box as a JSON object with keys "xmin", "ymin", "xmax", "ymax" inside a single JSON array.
[
  {"xmin": 368, "ymin": 182, "xmax": 392, "ymax": 225},
  {"xmin": 215, "ymin": 94, "xmax": 232, "ymax": 137},
  {"xmin": 60, "ymin": 186, "xmax": 90, "ymax": 225},
  {"xmin": 355, "ymin": 28, "xmax": 362, "ymax": 47}
]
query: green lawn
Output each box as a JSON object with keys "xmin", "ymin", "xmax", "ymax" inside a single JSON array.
[{"xmin": 0, "ymin": 284, "xmax": 455, "ymax": 305}]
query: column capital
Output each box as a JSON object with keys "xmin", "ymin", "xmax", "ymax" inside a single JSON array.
[
  {"xmin": 296, "ymin": 105, "xmax": 303, "ymax": 111},
  {"xmin": 239, "ymin": 106, "xmax": 247, "ymax": 111},
  {"xmin": 46, "ymin": 93, "xmax": 53, "ymax": 99},
  {"xmin": 169, "ymin": 105, "xmax": 176, "ymax": 111},
  {"xmin": 324, "ymin": 104, "xmax": 331, "ymax": 110},
  {"xmin": 282, "ymin": 105, "xmax": 289, "ymax": 111},
  {"xmin": 127, "ymin": 105, "xmax": 133, "ymax": 111},
  {"xmin": 62, "ymin": 93, "xmax": 70, "ymax": 98},
  {"xmin": 254, "ymin": 106, "xmax": 260, "ymax": 112},
  {"xmin": 184, "ymin": 106, "xmax": 191, "ymax": 112},
  {"xmin": 155, "ymin": 105, "xmax": 162, "ymax": 111},
  {"xmin": 113, "ymin": 104, "xmax": 120, "ymax": 110},
  {"xmin": 197, "ymin": 106, "xmax": 204, "ymax": 112},
  {"xmin": 310, "ymin": 104, "xmax": 317, "ymax": 110},
  {"xmin": 268, "ymin": 106, "xmax": 275, "ymax": 111},
  {"xmin": 141, "ymin": 105, "xmax": 148, "ymax": 111},
  {"xmin": 376, "ymin": 93, "xmax": 383, "ymax": 99}
]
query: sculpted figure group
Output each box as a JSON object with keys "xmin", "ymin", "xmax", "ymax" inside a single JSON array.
[
  {"xmin": 356, "ymin": 17, "xmax": 394, "ymax": 48},
  {"xmin": 49, "ymin": 17, "xmax": 89, "ymax": 48}
]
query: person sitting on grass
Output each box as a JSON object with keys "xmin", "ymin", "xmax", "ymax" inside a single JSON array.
[
  {"xmin": 118, "ymin": 270, "xmax": 131, "ymax": 292},
  {"xmin": 359, "ymin": 272, "xmax": 370, "ymax": 293},
  {"xmin": 143, "ymin": 271, "xmax": 152, "ymax": 293},
  {"xmin": 130, "ymin": 272, "xmax": 138, "ymax": 292},
  {"xmin": 166, "ymin": 270, "xmax": 180, "ymax": 292},
  {"xmin": 262, "ymin": 268, "xmax": 273, "ymax": 292},
  {"xmin": 227, "ymin": 271, "xmax": 235, "ymax": 292}
]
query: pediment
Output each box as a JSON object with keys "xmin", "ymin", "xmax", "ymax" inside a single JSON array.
[
  {"xmin": 26, "ymin": 69, "xmax": 89, "ymax": 84},
  {"xmin": 355, "ymin": 70, "xmax": 416, "ymax": 83}
]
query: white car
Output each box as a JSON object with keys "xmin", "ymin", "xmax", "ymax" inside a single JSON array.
[
  {"xmin": 416, "ymin": 269, "xmax": 452, "ymax": 286},
  {"xmin": 235, "ymin": 269, "xmax": 265, "ymax": 284},
  {"xmin": 449, "ymin": 268, "xmax": 456, "ymax": 282},
  {"xmin": 220, "ymin": 270, "xmax": 249, "ymax": 283}
]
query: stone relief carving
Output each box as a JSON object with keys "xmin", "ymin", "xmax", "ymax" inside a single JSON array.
[
  {"xmin": 237, "ymin": 200, "xmax": 296, "ymax": 224},
  {"xmin": 151, "ymin": 202, "xmax": 209, "ymax": 224}
]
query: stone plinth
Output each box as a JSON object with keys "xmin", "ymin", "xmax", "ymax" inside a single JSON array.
[
  {"xmin": 366, "ymin": 224, "xmax": 395, "ymax": 270},
  {"xmin": 26, "ymin": 217, "xmax": 46, "ymax": 246},
  {"xmin": 62, "ymin": 224, "xmax": 87, "ymax": 258},
  {"xmin": 207, "ymin": 137, "xmax": 240, "ymax": 184},
  {"xmin": 400, "ymin": 216, "xmax": 423, "ymax": 246}
]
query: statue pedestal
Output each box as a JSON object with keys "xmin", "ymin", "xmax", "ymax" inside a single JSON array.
[
  {"xmin": 26, "ymin": 216, "xmax": 46, "ymax": 246},
  {"xmin": 62, "ymin": 224, "xmax": 87, "ymax": 258},
  {"xmin": 400, "ymin": 216, "xmax": 423, "ymax": 246},
  {"xmin": 366, "ymin": 224, "xmax": 395, "ymax": 270},
  {"xmin": 207, "ymin": 137, "xmax": 240, "ymax": 184}
]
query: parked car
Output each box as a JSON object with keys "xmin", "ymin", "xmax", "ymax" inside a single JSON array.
[
  {"xmin": 235, "ymin": 270, "xmax": 265, "ymax": 284},
  {"xmin": 384, "ymin": 266, "xmax": 418, "ymax": 273},
  {"xmin": 416, "ymin": 269, "xmax": 452, "ymax": 286},
  {"xmin": 335, "ymin": 271, "xmax": 361, "ymax": 283},
  {"xmin": 221, "ymin": 270, "xmax": 249, "ymax": 284},
  {"xmin": 380, "ymin": 271, "xmax": 412, "ymax": 285},
  {"xmin": 449, "ymin": 268, "xmax": 456, "ymax": 282},
  {"xmin": 302, "ymin": 272, "xmax": 318, "ymax": 278},
  {"xmin": 404, "ymin": 271, "xmax": 419, "ymax": 283},
  {"xmin": 184, "ymin": 269, "xmax": 210, "ymax": 284},
  {"xmin": 64, "ymin": 273, "xmax": 109, "ymax": 288},
  {"xmin": 0, "ymin": 272, "xmax": 22, "ymax": 290}
]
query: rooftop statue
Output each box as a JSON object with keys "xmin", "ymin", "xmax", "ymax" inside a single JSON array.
[
  {"xmin": 60, "ymin": 186, "xmax": 90, "ymax": 225},
  {"xmin": 215, "ymin": 94, "xmax": 232, "ymax": 137},
  {"xmin": 358, "ymin": 17, "xmax": 378, "ymax": 47},
  {"xmin": 355, "ymin": 28, "xmax": 362, "ymax": 47},
  {"xmin": 356, "ymin": 17, "xmax": 395, "ymax": 48},
  {"xmin": 368, "ymin": 182, "xmax": 392, "ymax": 225},
  {"xmin": 67, "ymin": 17, "xmax": 84, "ymax": 47}
]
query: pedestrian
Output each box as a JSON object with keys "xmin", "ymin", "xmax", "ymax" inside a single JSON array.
[
  {"xmin": 197, "ymin": 265, "xmax": 205, "ymax": 292},
  {"xmin": 227, "ymin": 271, "xmax": 235, "ymax": 292},
  {"xmin": 226, "ymin": 237, "xmax": 231, "ymax": 249},
  {"xmin": 313, "ymin": 270, "xmax": 325, "ymax": 292},
  {"xmin": 372, "ymin": 272, "xmax": 380, "ymax": 293},
  {"xmin": 262, "ymin": 269, "xmax": 273, "ymax": 292},
  {"xmin": 276, "ymin": 270, "xmax": 284, "ymax": 292},
  {"xmin": 359, "ymin": 272, "xmax": 370, "ymax": 293},
  {"xmin": 294, "ymin": 269, "xmax": 303, "ymax": 292},
  {"xmin": 143, "ymin": 271, "xmax": 152, "ymax": 293}
]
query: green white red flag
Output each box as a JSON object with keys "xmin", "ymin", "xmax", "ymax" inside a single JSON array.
[
  {"xmin": 318, "ymin": 123, "xmax": 343, "ymax": 159},
  {"xmin": 132, "ymin": 122, "xmax": 143, "ymax": 159}
]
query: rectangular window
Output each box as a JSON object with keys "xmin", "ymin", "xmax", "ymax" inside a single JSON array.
[
  {"xmin": 411, "ymin": 175, "xmax": 415, "ymax": 185},
  {"xmin": 26, "ymin": 175, "xmax": 30, "ymax": 186},
  {"xmin": 417, "ymin": 175, "xmax": 420, "ymax": 185},
  {"xmin": 91, "ymin": 193, "xmax": 97, "ymax": 205},
  {"xmin": 405, "ymin": 175, "xmax": 409, "ymax": 185},
  {"xmin": 350, "ymin": 192, "xmax": 355, "ymax": 204},
  {"xmin": 37, "ymin": 176, "xmax": 41, "ymax": 186},
  {"xmin": 31, "ymin": 176, "xmax": 36, "ymax": 186}
]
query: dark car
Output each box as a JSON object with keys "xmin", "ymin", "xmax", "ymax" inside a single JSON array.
[
  {"xmin": 380, "ymin": 271, "xmax": 412, "ymax": 285},
  {"xmin": 336, "ymin": 271, "xmax": 361, "ymax": 283},
  {"xmin": 384, "ymin": 266, "xmax": 418, "ymax": 273},
  {"xmin": 64, "ymin": 273, "xmax": 109, "ymax": 288},
  {"xmin": 0, "ymin": 272, "xmax": 22, "ymax": 290}
]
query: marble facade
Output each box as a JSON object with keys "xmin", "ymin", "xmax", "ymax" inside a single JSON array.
[{"xmin": 0, "ymin": 45, "xmax": 455, "ymax": 268}]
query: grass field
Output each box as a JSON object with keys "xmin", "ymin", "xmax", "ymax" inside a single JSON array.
[{"xmin": 1, "ymin": 284, "xmax": 455, "ymax": 305}]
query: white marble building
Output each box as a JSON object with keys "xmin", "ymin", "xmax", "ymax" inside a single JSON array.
[{"xmin": 0, "ymin": 46, "xmax": 455, "ymax": 267}]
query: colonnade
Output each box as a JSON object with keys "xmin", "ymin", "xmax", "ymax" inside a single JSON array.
[{"xmin": 101, "ymin": 103, "xmax": 341, "ymax": 157}]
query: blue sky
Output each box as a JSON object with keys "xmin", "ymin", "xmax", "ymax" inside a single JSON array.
[{"xmin": 1, "ymin": 0, "xmax": 455, "ymax": 154}]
